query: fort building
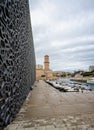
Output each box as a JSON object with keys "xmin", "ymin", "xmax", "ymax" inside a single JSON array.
[
  {"xmin": 36, "ymin": 55, "xmax": 56, "ymax": 80},
  {"xmin": 36, "ymin": 55, "xmax": 71, "ymax": 80},
  {"xmin": 36, "ymin": 65, "xmax": 46, "ymax": 80},
  {"xmin": 44, "ymin": 55, "xmax": 50, "ymax": 71}
]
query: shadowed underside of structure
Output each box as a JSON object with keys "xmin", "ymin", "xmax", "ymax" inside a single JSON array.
[{"xmin": 0, "ymin": 0, "xmax": 35, "ymax": 128}]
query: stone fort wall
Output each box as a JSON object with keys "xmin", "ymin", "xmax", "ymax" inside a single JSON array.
[{"xmin": 0, "ymin": 0, "xmax": 35, "ymax": 128}]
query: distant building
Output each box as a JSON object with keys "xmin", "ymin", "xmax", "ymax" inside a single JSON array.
[
  {"xmin": 89, "ymin": 66, "xmax": 94, "ymax": 71},
  {"xmin": 36, "ymin": 55, "xmax": 56, "ymax": 80},
  {"xmin": 36, "ymin": 55, "xmax": 72, "ymax": 80},
  {"xmin": 36, "ymin": 65, "xmax": 46, "ymax": 80},
  {"xmin": 53, "ymin": 71, "xmax": 71, "ymax": 77}
]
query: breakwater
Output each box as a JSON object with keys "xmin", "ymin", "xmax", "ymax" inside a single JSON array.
[
  {"xmin": 70, "ymin": 78, "xmax": 87, "ymax": 83},
  {"xmin": 0, "ymin": 0, "xmax": 35, "ymax": 129}
]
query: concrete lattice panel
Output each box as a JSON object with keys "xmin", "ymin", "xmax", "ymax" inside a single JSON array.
[{"xmin": 0, "ymin": 0, "xmax": 35, "ymax": 128}]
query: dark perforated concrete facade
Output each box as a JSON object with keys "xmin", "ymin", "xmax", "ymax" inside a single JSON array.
[{"xmin": 0, "ymin": 0, "xmax": 35, "ymax": 128}]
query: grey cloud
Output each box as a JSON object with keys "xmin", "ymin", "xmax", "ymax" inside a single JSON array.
[{"xmin": 29, "ymin": 0, "xmax": 94, "ymax": 71}]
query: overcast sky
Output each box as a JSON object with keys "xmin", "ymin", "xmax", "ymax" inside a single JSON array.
[{"xmin": 29, "ymin": 0, "xmax": 94, "ymax": 72}]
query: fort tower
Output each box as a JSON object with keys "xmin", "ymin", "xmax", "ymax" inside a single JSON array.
[{"xmin": 44, "ymin": 55, "xmax": 50, "ymax": 71}]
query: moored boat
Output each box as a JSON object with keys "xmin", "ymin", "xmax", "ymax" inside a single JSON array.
[{"xmin": 87, "ymin": 79, "xmax": 94, "ymax": 84}]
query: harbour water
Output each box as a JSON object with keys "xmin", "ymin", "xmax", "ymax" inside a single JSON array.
[{"xmin": 58, "ymin": 78, "xmax": 94, "ymax": 91}]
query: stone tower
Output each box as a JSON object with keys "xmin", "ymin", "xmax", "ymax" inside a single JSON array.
[{"xmin": 44, "ymin": 55, "xmax": 50, "ymax": 71}]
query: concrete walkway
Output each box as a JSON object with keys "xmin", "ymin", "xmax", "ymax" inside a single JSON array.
[{"xmin": 5, "ymin": 80, "xmax": 94, "ymax": 130}]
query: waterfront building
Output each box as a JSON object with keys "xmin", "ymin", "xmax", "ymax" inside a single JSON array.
[
  {"xmin": 53, "ymin": 71, "xmax": 71, "ymax": 77},
  {"xmin": 36, "ymin": 65, "xmax": 46, "ymax": 80},
  {"xmin": 36, "ymin": 55, "xmax": 72, "ymax": 80},
  {"xmin": 36, "ymin": 55, "xmax": 56, "ymax": 80},
  {"xmin": 89, "ymin": 66, "xmax": 94, "ymax": 71}
]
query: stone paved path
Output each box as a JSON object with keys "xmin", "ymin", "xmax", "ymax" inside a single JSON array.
[{"xmin": 5, "ymin": 80, "xmax": 94, "ymax": 130}]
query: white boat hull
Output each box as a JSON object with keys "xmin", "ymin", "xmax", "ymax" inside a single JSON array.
[{"xmin": 87, "ymin": 80, "xmax": 94, "ymax": 84}]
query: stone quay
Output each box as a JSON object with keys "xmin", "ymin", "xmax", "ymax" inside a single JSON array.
[{"xmin": 5, "ymin": 80, "xmax": 94, "ymax": 130}]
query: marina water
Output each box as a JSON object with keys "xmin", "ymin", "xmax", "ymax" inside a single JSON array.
[{"xmin": 58, "ymin": 78, "xmax": 94, "ymax": 91}]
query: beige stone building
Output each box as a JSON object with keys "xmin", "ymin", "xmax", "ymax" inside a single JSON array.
[
  {"xmin": 44, "ymin": 55, "xmax": 53, "ymax": 80},
  {"xmin": 36, "ymin": 55, "xmax": 56, "ymax": 80},
  {"xmin": 36, "ymin": 65, "xmax": 46, "ymax": 80},
  {"xmin": 53, "ymin": 71, "xmax": 71, "ymax": 77},
  {"xmin": 36, "ymin": 55, "xmax": 72, "ymax": 80}
]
